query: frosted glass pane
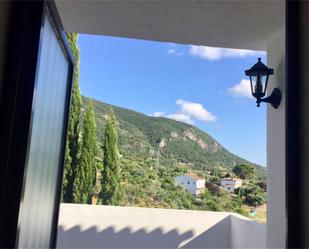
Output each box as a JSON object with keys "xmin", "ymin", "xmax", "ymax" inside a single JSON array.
[{"xmin": 17, "ymin": 10, "xmax": 70, "ymax": 249}]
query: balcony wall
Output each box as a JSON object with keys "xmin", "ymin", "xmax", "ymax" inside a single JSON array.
[{"xmin": 57, "ymin": 204, "xmax": 265, "ymax": 249}]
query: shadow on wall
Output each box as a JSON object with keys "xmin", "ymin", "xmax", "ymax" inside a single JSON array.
[
  {"xmin": 57, "ymin": 217, "xmax": 231, "ymax": 249},
  {"xmin": 181, "ymin": 216, "xmax": 230, "ymax": 248}
]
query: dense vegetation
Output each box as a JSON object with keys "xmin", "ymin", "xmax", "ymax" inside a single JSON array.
[
  {"xmin": 62, "ymin": 34, "xmax": 123, "ymax": 205},
  {"xmin": 84, "ymin": 97, "xmax": 267, "ymax": 212}
]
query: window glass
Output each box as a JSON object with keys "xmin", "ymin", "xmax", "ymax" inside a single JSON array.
[{"xmin": 17, "ymin": 10, "xmax": 70, "ymax": 248}]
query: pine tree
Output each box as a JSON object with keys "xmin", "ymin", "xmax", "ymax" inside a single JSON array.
[
  {"xmin": 73, "ymin": 101, "xmax": 97, "ymax": 204},
  {"xmin": 100, "ymin": 110, "xmax": 123, "ymax": 205},
  {"xmin": 62, "ymin": 33, "xmax": 82, "ymax": 202}
]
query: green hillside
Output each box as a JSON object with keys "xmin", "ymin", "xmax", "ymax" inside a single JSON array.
[
  {"xmin": 78, "ymin": 96, "xmax": 266, "ymax": 219},
  {"xmin": 84, "ymin": 96, "xmax": 266, "ymax": 179}
]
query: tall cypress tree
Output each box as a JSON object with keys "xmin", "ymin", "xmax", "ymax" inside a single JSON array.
[
  {"xmin": 73, "ymin": 101, "xmax": 97, "ymax": 204},
  {"xmin": 100, "ymin": 110, "xmax": 123, "ymax": 205},
  {"xmin": 62, "ymin": 33, "xmax": 82, "ymax": 202},
  {"xmin": 62, "ymin": 142, "xmax": 71, "ymax": 202}
]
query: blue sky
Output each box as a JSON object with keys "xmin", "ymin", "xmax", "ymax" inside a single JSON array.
[{"xmin": 78, "ymin": 34, "xmax": 267, "ymax": 166}]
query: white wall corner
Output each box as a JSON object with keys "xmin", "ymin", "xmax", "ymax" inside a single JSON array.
[
  {"xmin": 266, "ymin": 25, "xmax": 286, "ymax": 249},
  {"xmin": 230, "ymin": 214, "xmax": 266, "ymax": 249}
]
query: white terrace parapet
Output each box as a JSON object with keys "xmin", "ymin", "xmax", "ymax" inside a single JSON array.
[{"xmin": 57, "ymin": 204, "xmax": 265, "ymax": 249}]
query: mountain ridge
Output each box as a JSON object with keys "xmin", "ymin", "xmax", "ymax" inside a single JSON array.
[{"xmin": 83, "ymin": 96, "xmax": 266, "ymax": 179}]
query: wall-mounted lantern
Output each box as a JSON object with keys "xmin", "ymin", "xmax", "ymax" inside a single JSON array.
[{"xmin": 245, "ymin": 58, "xmax": 281, "ymax": 108}]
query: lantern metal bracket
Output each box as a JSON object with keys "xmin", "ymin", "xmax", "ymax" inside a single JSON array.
[{"xmin": 256, "ymin": 88, "xmax": 281, "ymax": 109}]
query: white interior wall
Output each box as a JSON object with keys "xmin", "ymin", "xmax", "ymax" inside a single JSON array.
[{"xmin": 266, "ymin": 26, "xmax": 286, "ymax": 249}]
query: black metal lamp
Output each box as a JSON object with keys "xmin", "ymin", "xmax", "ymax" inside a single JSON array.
[{"xmin": 245, "ymin": 58, "xmax": 281, "ymax": 108}]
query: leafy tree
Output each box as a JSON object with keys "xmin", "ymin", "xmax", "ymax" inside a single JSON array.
[
  {"xmin": 210, "ymin": 166, "xmax": 219, "ymax": 177},
  {"xmin": 100, "ymin": 111, "xmax": 123, "ymax": 205},
  {"xmin": 62, "ymin": 33, "xmax": 82, "ymax": 202},
  {"xmin": 72, "ymin": 102, "xmax": 97, "ymax": 204},
  {"xmin": 233, "ymin": 164, "xmax": 256, "ymax": 180},
  {"xmin": 205, "ymin": 181, "xmax": 220, "ymax": 196},
  {"xmin": 174, "ymin": 166, "xmax": 188, "ymax": 175},
  {"xmin": 236, "ymin": 183, "xmax": 266, "ymax": 207},
  {"xmin": 257, "ymin": 181, "xmax": 267, "ymax": 192},
  {"xmin": 209, "ymin": 175, "xmax": 221, "ymax": 185}
]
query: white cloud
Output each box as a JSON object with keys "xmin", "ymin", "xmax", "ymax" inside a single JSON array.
[
  {"xmin": 151, "ymin": 99, "xmax": 216, "ymax": 124},
  {"xmin": 189, "ymin": 45, "xmax": 264, "ymax": 61},
  {"xmin": 228, "ymin": 79, "xmax": 253, "ymax": 99},
  {"xmin": 152, "ymin": 111, "xmax": 165, "ymax": 117},
  {"xmin": 167, "ymin": 48, "xmax": 175, "ymax": 54},
  {"xmin": 150, "ymin": 111, "xmax": 193, "ymax": 124},
  {"xmin": 166, "ymin": 113, "xmax": 194, "ymax": 124},
  {"xmin": 176, "ymin": 99, "xmax": 217, "ymax": 122},
  {"xmin": 167, "ymin": 48, "xmax": 183, "ymax": 56}
]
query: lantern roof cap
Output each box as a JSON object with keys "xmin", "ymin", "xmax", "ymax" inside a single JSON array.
[{"xmin": 245, "ymin": 58, "xmax": 274, "ymax": 76}]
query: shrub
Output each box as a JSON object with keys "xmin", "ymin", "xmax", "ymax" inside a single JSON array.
[{"xmin": 236, "ymin": 183, "xmax": 266, "ymax": 207}]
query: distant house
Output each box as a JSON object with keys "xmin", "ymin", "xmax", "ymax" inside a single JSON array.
[
  {"xmin": 221, "ymin": 178, "xmax": 243, "ymax": 193},
  {"xmin": 175, "ymin": 173, "xmax": 205, "ymax": 196}
]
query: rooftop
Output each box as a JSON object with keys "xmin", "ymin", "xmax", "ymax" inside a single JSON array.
[
  {"xmin": 221, "ymin": 178, "xmax": 243, "ymax": 182},
  {"xmin": 185, "ymin": 172, "xmax": 204, "ymax": 180}
]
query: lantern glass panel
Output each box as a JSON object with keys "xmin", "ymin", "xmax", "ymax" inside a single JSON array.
[
  {"xmin": 255, "ymin": 79, "xmax": 262, "ymax": 95},
  {"xmin": 260, "ymin": 75, "xmax": 268, "ymax": 95},
  {"xmin": 253, "ymin": 74, "xmax": 266, "ymax": 98},
  {"xmin": 250, "ymin": 75, "xmax": 257, "ymax": 95}
]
